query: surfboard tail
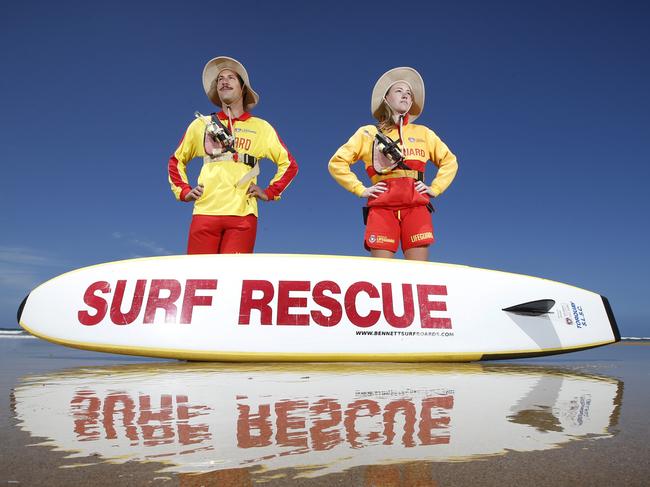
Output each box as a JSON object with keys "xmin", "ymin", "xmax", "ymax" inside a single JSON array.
[
  {"xmin": 601, "ymin": 295, "xmax": 621, "ymax": 342},
  {"xmin": 17, "ymin": 295, "xmax": 28, "ymax": 326}
]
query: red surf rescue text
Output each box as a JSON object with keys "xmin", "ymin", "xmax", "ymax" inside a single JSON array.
[{"xmin": 77, "ymin": 279, "xmax": 451, "ymax": 329}]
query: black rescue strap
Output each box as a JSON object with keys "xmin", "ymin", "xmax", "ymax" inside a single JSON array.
[{"xmin": 362, "ymin": 206, "xmax": 370, "ymax": 225}]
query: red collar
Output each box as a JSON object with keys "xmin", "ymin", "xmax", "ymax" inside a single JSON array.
[
  {"xmin": 216, "ymin": 111, "xmax": 252, "ymax": 122},
  {"xmin": 386, "ymin": 113, "xmax": 410, "ymax": 128}
]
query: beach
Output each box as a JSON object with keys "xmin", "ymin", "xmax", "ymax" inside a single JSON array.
[{"xmin": 1, "ymin": 335, "xmax": 649, "ymax": 486}]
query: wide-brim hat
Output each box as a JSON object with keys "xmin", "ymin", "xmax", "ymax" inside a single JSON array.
[
  {"xmin": 202, "ymin": 56, "xmax": 259, "ymax": 111},
  {"xmin": 371, "ymin": 67, "xmax": 425, "ymax": 121}
]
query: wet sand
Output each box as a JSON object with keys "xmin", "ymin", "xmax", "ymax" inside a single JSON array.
[{"xmin": 1, "ymin": 337, "xmax": 649, "ymax": 486}]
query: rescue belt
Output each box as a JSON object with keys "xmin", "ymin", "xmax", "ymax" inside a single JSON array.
[{"xmin": 370, "ymin": 168, "xmax": 424, "ymax": 184}]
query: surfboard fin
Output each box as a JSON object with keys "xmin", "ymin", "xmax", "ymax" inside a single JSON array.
[{"xmin": 503, "ymin": 299, "xmax": 555, "ymax": 316}]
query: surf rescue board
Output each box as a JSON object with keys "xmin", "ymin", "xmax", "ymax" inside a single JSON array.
[{"xmin": 17, "ymin": 254, "xmax": 620, "ymax": 361}]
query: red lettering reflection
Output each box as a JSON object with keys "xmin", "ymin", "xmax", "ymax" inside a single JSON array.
[
  {"xmin": 383, "ymin": 400, "xmax": 417, "ymax": 447},
  {"xmin": 69, "ymin": 392, "xmax": 211, "ymax": 447},
  {"xmin": 236, "ymin": 394, "xmax": 454, "ymax": 452},
  {"xmin": 71, "ymin": 390, "xmax": 101, "ymax": 441},
  {"xmin": 276, "ymin": 400, "xmax": 309, "ymax": 451},
  {"xmin": 236, "ymin": 404, "xmax": 273, "ymax": 448},
  {"xmin": 345, "ymin": 399, "xmax": 382, "ymax": 448},
  {"xmin": 310, "ymin": 399, "xmax": 342, "ymax": 451}
]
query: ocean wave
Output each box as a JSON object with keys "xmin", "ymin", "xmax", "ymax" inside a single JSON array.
[{"xmin": 0, "ymin": 329, "xmax": 34, "ymax": 338}]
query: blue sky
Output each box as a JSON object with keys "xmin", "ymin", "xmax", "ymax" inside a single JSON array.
[{"xmin": 2, "ymin": 0, "xmax": 649, "ymax": 336}]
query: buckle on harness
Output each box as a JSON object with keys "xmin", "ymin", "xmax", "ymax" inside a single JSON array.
[{"xmin": 239, "ymin": 153, "xmax": 258, "ymax": 168}]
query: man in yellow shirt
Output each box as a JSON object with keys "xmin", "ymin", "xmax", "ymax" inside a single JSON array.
[{"xmin": 168, "ymin": 56, "xmax": 298, "ymax": 254}]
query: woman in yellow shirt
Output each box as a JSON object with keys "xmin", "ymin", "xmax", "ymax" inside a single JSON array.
[{"xmin": 328, "ymin": 67, "xmax": 458, "ymax": 261}]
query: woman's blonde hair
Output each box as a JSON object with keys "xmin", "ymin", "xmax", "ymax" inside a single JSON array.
[{"xmin": 376, "ymin": 100, "xmax": 396, "ymax": 133}]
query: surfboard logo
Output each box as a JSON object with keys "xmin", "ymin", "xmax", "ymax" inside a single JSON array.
[{"xmin": 570, "ymin": 302, "xmax": 588, "ymax": 328}]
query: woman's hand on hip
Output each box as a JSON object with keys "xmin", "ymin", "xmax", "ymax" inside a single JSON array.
[
  {"xmin": 361, "ymin": 182, "xmax": 387, "ymax": 199},
  {"xmin": 414, "ymin": 181, "xmax": 435, "ymax": 197}
]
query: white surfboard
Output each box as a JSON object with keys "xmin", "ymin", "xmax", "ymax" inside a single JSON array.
[{"xmin": 17, "ymin": 254, "xmax": 620, "ymax": 361}]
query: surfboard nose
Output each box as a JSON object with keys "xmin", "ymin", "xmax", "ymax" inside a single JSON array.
[{"xmin": 17, "ymin": 295, "xmax": 28, "ymax": 326}]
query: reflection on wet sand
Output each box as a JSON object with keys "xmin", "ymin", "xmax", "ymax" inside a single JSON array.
[{"xmin": 12, "ymin": 363, "xmax": 622, "ymax": 484}]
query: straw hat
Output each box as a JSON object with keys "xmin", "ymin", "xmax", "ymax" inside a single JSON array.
[
  {"xmin": 371, "ymin": 67, "xmax": 425, "ymax": 121},
  {"xmin": 202, "ymin": 56, "xmax": 259, "ymax": 111}
]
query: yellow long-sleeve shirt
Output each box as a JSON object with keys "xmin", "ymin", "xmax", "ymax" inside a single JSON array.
[
  {"xmin": 328, "ymin": 121, "xmax": 457, "ymax": 208},
  {"xmin": 168, "ymin": 111, "xmax": 298, "ymax": 217}
]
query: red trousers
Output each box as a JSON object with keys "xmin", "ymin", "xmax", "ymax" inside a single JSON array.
[{"xmin": 187, "ymin": 214, "xmax": 257, "ymax": 254}]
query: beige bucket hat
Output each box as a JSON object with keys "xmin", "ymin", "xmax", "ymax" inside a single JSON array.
[
  {"xmin": 371, "ymin": 67, "xmax": 425, "ymax": 121},
  {"xmin": 202, "ymin": 56, "xmax": 260, "ymax": 111}
]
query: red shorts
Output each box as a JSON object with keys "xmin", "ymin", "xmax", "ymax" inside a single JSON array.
[
  {"xmin": 187, "ymin": 214, "xmax": 257, "ymax": 254},
  {"xmin": 364, "ymin": 206, "xmax": 434, "ymax": 252}
]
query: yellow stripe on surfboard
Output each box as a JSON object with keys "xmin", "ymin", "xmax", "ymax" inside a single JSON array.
[{"xmin": 20, "ymin": 322, "xmax": 614, "ymax": 363}]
